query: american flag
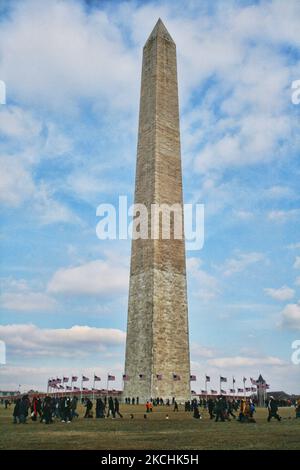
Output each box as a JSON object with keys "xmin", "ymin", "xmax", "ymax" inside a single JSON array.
[
  {"xmin": 56, "ymin": 378, "xmax": 62, "ymax": 384},
  {"xmin": 251, "ymin": 387, "xmax": 256, "ymax": 392},
  {"xmin": 82, "ymin": 376, "xmax": 89, "ymax": 382},
  {"xmin": 173, "ymin": 374, "xmax": 181, "ymax": 381},
  {"xmin": 220, "ymin": 376, "xmax": 227, "ymax": 382},
  {"xmin": 201, "ymin": 390, "xmax": 207, "ymax": 394},
  {"xmin": 66, "ymin": 386, "xmax": 72, "ymax": 391},
  {"xmin": 59, "ymin": 385, "xmax": 64, "ymax": 389},
  {"xmin": 94, "ymin": 375, "xmax": 101, "ymax": 381},
  {"xmin": 211, "ymin": 389, "xmax": 217, "ymax": 394},
  {"xmin": 250, "ymin": 377, "xmax": 258, "ymax": 385},
  {"xmin": 190, "ymin": 375, "xmax": 196, "ymax": 381},
  {"xmin": 122, "ymin": 374, "xmax": 129, "ymax": 381},
  {"xmin": 108, "ymin": 375, "xmax": 115, "ymax": 381},
  {"xmin": 230, "ymin": 389, "xmax": 235, "ymax": 393},
  {"xmin": 245, "ymin": 387, "xmax": 251, "ymax": 392},
  {"xmin": 92, "ymin": 388, "xmax": 99, "ymax": 392},
  {"xmin": 63, "ymin": 377, "xmax": 69, "ymax": 383},
  {"xmin": 72, "ymin": 376, "xmax": 78, "ymax": 382},
  {"xmin": 238, "ymin": 388, "xmax": 244, "ymax": 393},
  {"xmin": 139, "ymin": 374, "xmax": 145, "ymax": 380},
  {"xmin": 266, "ymin": 384, "xmax": 270, "ymax": 389},
  {"xmin": 156, "ymin": 374, "xmax": 163, "ymax": 380},
  {"xmin": 205, "ymin": 375, "xmax": 210, "ymax": 382},
  {"xmin": 221, "ymin": 389, "xmax": 227, "ymax": 394},
  {"xmin": 73, "ymin": 386, "xmax": 80, "ymax": 391},
  {"xmin": 82, "ymin": 387, "xmax": 88, "ymax": 391}
]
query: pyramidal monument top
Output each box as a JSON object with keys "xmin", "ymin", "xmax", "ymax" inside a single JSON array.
[{"xmin": 145, "ymin": 18, "xmax": 175, "ymax": 45}]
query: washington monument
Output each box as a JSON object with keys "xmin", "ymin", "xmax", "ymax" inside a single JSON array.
[{"xmin": 124, "ymin": 19, "xmax": 191, "ymax": 402}]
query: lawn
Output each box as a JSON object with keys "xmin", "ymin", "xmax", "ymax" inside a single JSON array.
[{"xmin": 0, "ymin": 404, "xmax": 299, "ymax": 450}]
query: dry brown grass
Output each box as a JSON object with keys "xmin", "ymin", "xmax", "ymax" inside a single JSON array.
[{"xmin": 0, "ymin": 403, "xmax": 299, "ymax": 450}]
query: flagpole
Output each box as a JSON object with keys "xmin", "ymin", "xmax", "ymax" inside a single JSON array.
[
  {"xmin": 93, "ymin": 372, "xmax": 95, "ymax": 402},
  {"xmin": 81, "ymin": 376, "xmax": 83, "ymax": 402},
  {"xmin": 205, "ymin": 374, "xmax": 208, "ymax": 401},
  {"xmin": 106, "ymin": 374, "xmax": 109, "ymax": 398}
]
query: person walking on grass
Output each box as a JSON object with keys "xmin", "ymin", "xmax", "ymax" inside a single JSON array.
[
  {"xmin": 215, "ymin": 396, "xmax": 225, "ymax": 422},
  {"xmin": 84, "ymin": 398, "xmax": 93, "ymax": 418},
  {"xmin": 267, "ymin": 396, "xmax": 281, "ymax": 422},
  {"xmin": 19, "ymin": 395, "xmax": 30, "ymax": 424},
  {"xmin": 107, "ymin": 396, "xmax": 115, "ymax": 418},
  {"xmin": 208, "ymin": 398, "xmax": 215, "ymax": 420},
  {"xmin": 114, "ymin": 398, "xmax": 123, "ymax": 418},
  {"xmin": 13, "ymin": 398, "xmax": 21, "ymax": 424},
  {"xmin": 71, "ymin": 396, "xmax": 79, "ymax": 419}
]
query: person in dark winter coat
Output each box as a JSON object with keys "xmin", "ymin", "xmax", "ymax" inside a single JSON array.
[
  {"xmin": 96, "ymin": 398, "xmax": 105, "ymax": 418},
  {"xmin": 267, "ymin": 397, "xmax": 281, "ymax": 422},
  {"xmin": 84, "ymin": 398, "xmax": 93, "ymax": 418},
  {"xmin": 114, "ymin": 398, "xmax": 123, "ymax": 418},
  {"xmin": 71, "ymin": 396, "xmax": 79, "ymax": 419},
  {"xmin": 193, "ymin": 406, "xmax": 201, "ymax": 419},
  {"xmin": 13, "ymin": 398, "xmax": 21, "ymax": 424},
  {"xmin": 107, "ymin": 396, "xmax": 115, "ymax": 418},
  {"xmin": 19, "ymin": 395, "xmax": 30, "ymax": 424},
  {"xmin": 42, "ymin": 396, "xmax": 53, "ymax": 424},
  {"xmin": 215, "ymin": 397, "xmax": 225, "ymax": 422},
  {"xmin": 208, "ymin": 399, "xmax": 215, "ymax": 420}
]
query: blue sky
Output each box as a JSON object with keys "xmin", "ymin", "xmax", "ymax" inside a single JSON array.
[{"xmin": 0, "ymin": 0, "xmax": 300, "ymax": 393}]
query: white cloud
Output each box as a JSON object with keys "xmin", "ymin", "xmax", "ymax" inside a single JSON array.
[
  {"xmin": 0, "ymin": 154, "xmax": 35, "ymax": 206},
  {"xmin": 190, "ymin": 342, "xmax": 215, "ymax": 359},
  {"xmin": 32, "ymin": 183, "xmax": 81, "ymax": 226},
  {"xmin": 287, "ymin": 242, "xmax": 300, "ymax": 250},
  {"xmin": 264, "ymin": 186, "xmax": 296, "ymax": 200},
  {"xmin": 0, "ymin": 278, "xmax": 57, "ymax": 312},
  {"xmin": 171, "ymin": 1, "xmax": 300, "ymax": 175},
  {"xmin": 268, "ymin": 209, "xmax": 300, "ymax": 223},
  {"xmin": 0, "ymin": 0, "xmax": 139, "ymax": 112},
  {"xmin": 187, "ymin": 257, "xmax": 220, "ymax": 300},
  {"xmin": 48, "ymin": 256, "xmax": 129, "ymax": 296},
  {"xmin": 294, "ymin": 257, "xmax": 300, "ymax": 269},
  {"xmin": 1, "ymin": 292, "xmax": 57, "ymax": 312},
  {"xmin": 264, "ymin": 286, "xmax": 295, "ymax": 302},
  {"xmin": 208, "ymin": 355, "xmax": 286, "ymax": 368},
  {"xmin": 281, "ymin": 302, "xmax": 300, "ymax": 330},
  {"xmin": 220, "ymin": 251, "xmax": 265, "ymax": 277},
  {"xmin": 233, "ymin": 210, "xmax": 254, "ymax": 221},
  {"xmin": 0, "ymin": 105, "xmax": 42, "ymax": 140},
  {"xmin": 0, "ymin": 363, "xmax": 125, "ymax": 392},
  {"xmin": 0, "ymin": 323, "xmax": 126, "ymax": 358},
  {"xmin": 0, "ymin": 152, "xmax": 80, "ymax": 222}
]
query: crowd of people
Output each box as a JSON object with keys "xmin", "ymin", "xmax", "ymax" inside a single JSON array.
[
  {"xmin": 11, "ymin": 395, "xmax": 123, "ymax": 424},
  {"xmin": 5, "ymin": 394, "xmax": 300, "ymax": 424}
]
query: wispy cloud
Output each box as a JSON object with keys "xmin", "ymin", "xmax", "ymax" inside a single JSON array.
[
  {"xmin": 0, "ymin": 323, "xmax": 126, "ymax": 357},
  {"xmin": 219, "ymin": 251, "xmax": 265, "ymax": 277},
  {"xmin": 48, "ymin": 256, "xmax": 129, "ymax": 296},
  {"xmin": 264, "ymin": 286, "xmax": 295, "ymax": 302}
]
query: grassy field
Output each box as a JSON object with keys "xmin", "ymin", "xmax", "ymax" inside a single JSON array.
[{"xmin": 0, "ymin": 403, "xmax": 299, "ymax": 450}]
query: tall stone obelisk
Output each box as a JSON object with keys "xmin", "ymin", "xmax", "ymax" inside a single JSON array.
[{"xmin": 124, "ymin": 19, "xmax": 190, "ymax": 402}]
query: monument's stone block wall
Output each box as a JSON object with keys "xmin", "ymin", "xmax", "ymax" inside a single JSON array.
[{"xmin": 124, "ymin": 19, "xmax": 191, "ymax": 403}]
